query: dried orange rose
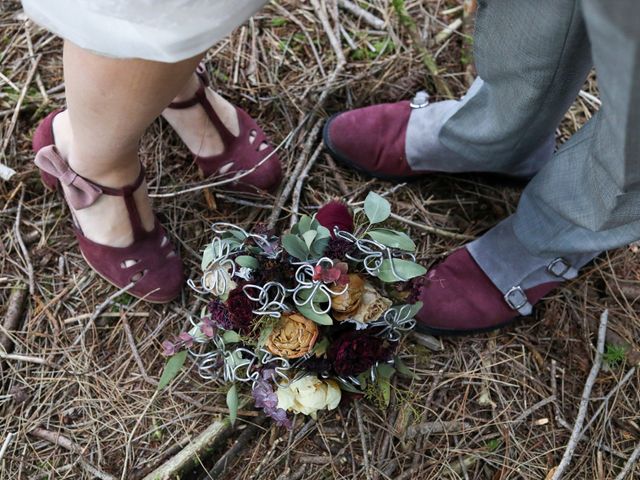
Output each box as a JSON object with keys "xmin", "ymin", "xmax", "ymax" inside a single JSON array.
[
  {"xmin": 266, "ymin": 313, "xmax": 319, "ymax": 359},
  {"xmin": 330, "ymin": 274, "xmax": 365, "ymax": 313}
]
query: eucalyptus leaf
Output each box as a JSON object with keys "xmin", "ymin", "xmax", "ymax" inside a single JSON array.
[
  {"xmin": 394, "ymin": 356, "xmax": 416, "ymax": 379},
  {"xmin": 297, "ymin": 304, "xmax": 333, "ymax": 325},
  {"xmin": 406, "ymin": 301, "xmax": 424, "ymax": 319},
  {"xmin": 377, "ymin": 259, "xmax": 427, "ymax": 283},
  {"xmin": 364, "ymin": 191, "xmax": 391, "ymax": 224},
  {"xmin": 298, "ymin": 215, "xmax": 313, "ymax": 234},
  {"xmin": 257, "ymin": 324, "xmax": 275, "ymax": 349},
  {"xmin": 376, "ymin": 363, "xmax": 395, "ymax": 407},
  {"xmin": 312, "ymin": 337, "xmax": 330, "ymax": 356},
  {"xmin": 235, "ymin": 255, "xmax": 259, "ymax": 269},
  {"xmin": 309, "ymin": 236, "xmax": 330, "ymax": 258},
  {"xmin": 282, "ymin": 234, "xmax": 309, "ymax": 260},
  {"xmin": 226, "ymin": 384, "xmax": 238, "ymax": 426},
  {"xmin": 222, "ymin": 330, "xmax": 242, "ymax": 344},
  {"xmin": 157, "ymin": 350, "xmax": 187, "ymax": 390},
  {"xmin": 315, "ymin": 225, "xmax": 331, "ymax": 239},
  {"xmin": 367, "ymin": 229, "xmax": 416, "ymax": 251},
  {"xmin": 302, "ymin": 230, "xmax": 318, "ymax": 249}
]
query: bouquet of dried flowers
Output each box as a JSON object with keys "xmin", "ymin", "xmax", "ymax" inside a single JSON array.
[{"xmin": 160, "ymin": 192, "xmax": 425, "ymax": 427}]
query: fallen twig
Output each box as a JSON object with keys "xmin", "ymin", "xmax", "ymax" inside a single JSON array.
[
  {"xmin": 390, "ymin": 212, "xmax": 474, "ymax": 240},
  {"xmin": 551, "ymin": 310, "xmax": 608, "ymax": 480},
  {"xmin": 354, "ymin": 401, "xmax": 372, "ymax": 480},
  {"xmin": 142, "ymin": 418, "xmax": 233, "ymax": 480},
  {"xmin": 406, "ymin": 420, "xmax": 472, "ymax": 440},
  {"xmin": 0, "ymin": 432, "xmax": 15, "ymax": 462},
  {"xmin": 1, "ymin": 284, "xmax": 27, "ymax": 353},
  {"xmin": 203, "ymin": 417, "xmax": 267, "ymax": 479},
  {"xmin": 29, "ymin": 428, "xmax": 116, "ymax": 480},
  {"xmin": 338, "ymin": 0, "xmax": 385, "ymax": 29},
  {"xmin": 14, "ymin": 188, "xmax": 35, "ymax": 295},
  {"xmin": 614, "ymin": 441, "xmax": 640, "ymax": 480}
]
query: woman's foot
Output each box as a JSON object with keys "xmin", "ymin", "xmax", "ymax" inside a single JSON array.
[
  {"xmin": 51, "ymin": 110, "xmax": 155, "ymax": 247},
  {"xmin": 161, "ymin": 67, "xmax": 282, "ymax": 192},
  {"xmin": 35, "ymin": 110, "xmax": 183, "ymax": 303}
]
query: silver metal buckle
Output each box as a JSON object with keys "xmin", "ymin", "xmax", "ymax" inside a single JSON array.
[
  {"xmin": 547, "ymin": 257, "xmax": 572, "ymax": 278},
  {"xmin": 504, "ymin": 285, "xmax": 530, "ymax": 311},
  {"xmin": 410, "ymin": 91, "xmax": 430, "ymax": 109}
]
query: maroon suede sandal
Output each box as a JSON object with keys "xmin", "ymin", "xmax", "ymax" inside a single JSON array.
[
  {"xmin": 166, "ymin": 64, "xmax": 282, "ymax": 192},
  {"xmin": 33, "ymin": 110, "xmax": 184, "ymax": 303},
  {"xmin": 414, "ymin": 248, "xmax": 559, "ymax": 336}
]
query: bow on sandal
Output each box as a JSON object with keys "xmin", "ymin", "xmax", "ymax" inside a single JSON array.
[
  {"xmin": 33, "ymin": 110, "xmax": 184, "ymax": 303},
  {"xmin": 166, "ymin": 64, "xmax": 282, "ymax": 192}
]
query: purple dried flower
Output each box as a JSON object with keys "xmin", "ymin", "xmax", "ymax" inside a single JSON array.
[
  {"xmin": 200, "ymin": 317, "xmax": 217, "ymax": 338},
  {"xmin": 252, "ymin": 369, "xmax": 292, "ymax": 428},
  {"xmin": 178, "ymin": 332, "xmax": 194, "ymax": 348},
  {"xmin": 162, "ymin": 340, "xmax": 177, "ymax": 356}
]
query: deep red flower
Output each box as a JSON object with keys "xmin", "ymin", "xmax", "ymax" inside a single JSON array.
[
  {"xmin": 325, "ymin": 237, "xmax": 355, "ymax": 260},
  {"xmin": 316, "ymin": 201, "xmax": 354, "ymax": 236},
  {"xmin": 328, "ymin": 330, "xmax": 392, "ymax": 376},
  {"xmin": 208, "ymin": 300, "xmax": 233, "ymax": 329},
  {"xmin": 225, "ymin": 286, "xmax": 257, "ymax": 332}
]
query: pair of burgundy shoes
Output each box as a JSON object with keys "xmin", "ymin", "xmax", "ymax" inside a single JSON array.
[
  {"xmin": 33, "ymin": 64, "xmax": 282, "ymax": 303},
  {"xmin": 324, "ymin": 100, "xmax": 567, "ymax": 335}
]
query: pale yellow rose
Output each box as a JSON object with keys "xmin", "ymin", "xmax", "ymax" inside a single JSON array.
[
  {"xmin": 331, "ymin": 274, "xmax": 365, "ymax": 313},
  {"xmin": 276, "ymin": 374, "xmax": 341, "ymax": 418},
  {"xmin": 334, "ymin": 282, "xmax": 392, "ymax": 323}
]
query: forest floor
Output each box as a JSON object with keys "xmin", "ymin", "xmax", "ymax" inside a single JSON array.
[{"xmin": 1, "ymin": 1, "xmax": 639, "ymax": 479}]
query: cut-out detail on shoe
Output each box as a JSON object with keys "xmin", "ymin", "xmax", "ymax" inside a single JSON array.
[
  {"xmin": 121, "ymin": 259, "xmax": 140, "ymax": 269},
  {"xmin": 167, "ymin": 250, "xmax": 177, "ymax": 259},
  {"xmin": 160, "ymin": 235, "xmax": 169, "ymax": 248},
  {"xmin": 165, "ymin": 63, "xmax": 282, "ymax": 192},
  {"xmin": 130, "ymin": 269, "xmax": 148, "ymax": 283},
  {"xmin": 218, "ymin": 162, "xmax": 234, "ymax": 175}
]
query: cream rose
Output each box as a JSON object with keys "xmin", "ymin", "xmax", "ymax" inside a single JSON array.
[
  {"xmin": 276, "ymin": 374, "xmax": 341, "ymax": 418},
  {"xmin": 331, "ymin": 274, "xmax": 365, "ymax": 313},
  {"xmin": 202, "ymin": 263, "xmax": 236, "ymax": 299},
  {"xmin": 334, "ymin": 282, "xmax": 392, "ymax": 323},
  {"xmin": 266, "ymin": 313, "xmax": 319, "ymax": 359}
]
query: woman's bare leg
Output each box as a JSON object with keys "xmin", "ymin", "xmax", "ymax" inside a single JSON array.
[{"xmin": 53, "ymin": 41, "xmax": 201, "ymax": 246}]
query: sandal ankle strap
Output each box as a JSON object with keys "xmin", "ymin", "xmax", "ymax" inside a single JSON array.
[
  {"xmin": 35, "ymin": 144, "xmax": 149, "ymax": 242},
  {"xmin": 167, "ymin": 62, "xmax": 211, "ymax": 110}
]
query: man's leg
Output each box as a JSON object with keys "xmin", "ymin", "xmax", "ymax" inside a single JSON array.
[
  {"xmin": 324, "ymin": 0, "xmax": 592, "ymax": 180},
  {"xmin": 417, "ymin": 0, "xmax": 640, "ymax": 334},
  {"xmin": 407, "ymin": 0, "xmax": 592, "ymax": 177}
]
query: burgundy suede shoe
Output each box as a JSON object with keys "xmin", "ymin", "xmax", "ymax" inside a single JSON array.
[
  {"xmin": 33, "ymin": 110, "xmax": 184, "ymax": 303},
  {"xmin": 166, "ymin": 63, "xmax": 282, "ymax": 193},
  {"xmin": 414, "ymin": 248, "xmax": 560, "ymax": 335},
  {"xmin": 323, "ymin": 101, "xmax": 422, "ymax": 181}
]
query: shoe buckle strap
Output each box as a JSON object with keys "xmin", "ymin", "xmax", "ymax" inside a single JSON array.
[
  {"xmin": 547, "ymin": 257, "xmax": 577, "ymax": 280},
  {"xmin": 503, "ymin": 285, "xmax": 533, "ymax": 315},
  {"xmin": 410, "ymin": 91, "xmax": 430, "ymax": 109}
]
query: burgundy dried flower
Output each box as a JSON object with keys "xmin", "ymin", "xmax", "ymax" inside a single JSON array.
[
  {"xmin": 226, "ymin": 286, "xmax": 257, "ymax": 332},
  {"xmin": 328, "ymin": 330, "xmax": 392, "ymax": 376},
  {"xmin": 324, "ymin": 237, "xmax": 355, "ymax": 260},
  {"xmin": 316, "ymin": 201, "xmax": 354, "ymax": 236},
  {"xmin": 208, "ymin": 300, "xmax": 233, "ymax": 330}
]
